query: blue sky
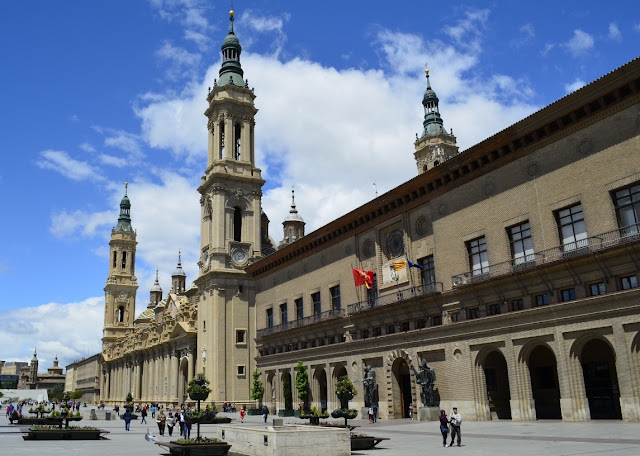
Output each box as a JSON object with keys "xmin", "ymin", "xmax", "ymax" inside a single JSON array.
[{"xmin": 1, "ymin": 0, "xmax": 638, "ymax": 371}]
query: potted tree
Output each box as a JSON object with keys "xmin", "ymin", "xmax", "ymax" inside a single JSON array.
[
  {"xmin": 277, "ymin": 370, "xmax": 295, "ymax": 417},
  {"xmin": 248, "ymin": 369, "xmax": 264, "ymax": 415},
  {"xmin": 295, "ymin": 360, "xmax": 309, "ymax": 417},
  {"xmin": 331, "ymin": 375, "xmax": 358, "ymax": 428}
]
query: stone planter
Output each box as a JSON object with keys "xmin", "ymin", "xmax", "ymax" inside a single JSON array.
[
  {"xmin": 22, "ymin": 429, "xmax": 108, "ymax": 440},
  {"xmin": 278, "ymin": 409, "xmax": 295, "ymax": 417},
  {"xmin": 155, "ymin": 441, "xmax": 231, "ymax": 456},
  {"xmin": 350, "ymin": 436, "xmax": 376, "ymax": 451}
]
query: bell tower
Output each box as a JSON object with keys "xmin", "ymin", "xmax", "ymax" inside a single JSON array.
[
  {"xmin": 195, "ymin": 9, "xmax": 263, "ymax": 404},
  {"xmin": 102, "ymin": 182, "xmax": 138, "ymax": 347},
  {"xmin": 414, "ymin": 68, "xmax": 459, "ymax": 174}
]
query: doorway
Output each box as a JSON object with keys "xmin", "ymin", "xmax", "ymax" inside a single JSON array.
[{"xmin": 581, "ymin": 339, "xmax": 622, "ymax": 419}]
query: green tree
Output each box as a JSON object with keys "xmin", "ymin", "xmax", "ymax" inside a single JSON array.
[
  {"xmin": 69, "ymin": 390, "xmax": 84, "ymax": 401},
  {"xmin": 295, "ymin": 360, "xmax": 309, "ymax": 408},
  {"xmin": 283, "ymin": 371, "xmax": 293, "ymax": 410},
  {"xmin": 333, "ymin": 375, "xmax": 358, "ymax": 427},
  {"xmin": 49, "ymin": 383, "xmax": 65, "ymax": 401},
  {"xmin": 0, "ymin": 391, "xmax": 3, "ymax": 399},
  {"xmin": 250, "ymin": 369, "xmax": 264, "ymax": 401}
]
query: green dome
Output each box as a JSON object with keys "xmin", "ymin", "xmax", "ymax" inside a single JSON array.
[
  {"xmin": 217, "ymin": 10, "xmax": 245, "ymax": 87},
  {"xmin": 222, "ymin": 33, "xmax": 241, "ymax": 51}
]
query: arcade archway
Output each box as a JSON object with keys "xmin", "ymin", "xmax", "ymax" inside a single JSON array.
[
  {"xmin": 581, "ymin": 338, "xmax": 622, "ymax": 419},
  {"xmin": 528, "ymin": 345, "xmax": 561, "ymax": 419}
]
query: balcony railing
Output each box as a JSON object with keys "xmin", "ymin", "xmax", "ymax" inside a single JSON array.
[
  {"xmin": 452, "ymin": 223, "xmax": 640, "ymax": 287},
  {"xmin": 257, "ymin": 308, "xmax": 345, "ymax": 337},
  {"xmin": 347, "ymin": 282, "xmax": 443, "ymax": 315}
]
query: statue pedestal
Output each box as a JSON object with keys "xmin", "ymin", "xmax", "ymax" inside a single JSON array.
[{"xmin": 418, "ymin": 406, "xmax": 439, "ymax": 421}]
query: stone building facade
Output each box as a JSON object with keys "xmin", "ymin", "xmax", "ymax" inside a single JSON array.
[{"xmin": 247, "ymin": 58, "xmax": 640, "ymax": 421}]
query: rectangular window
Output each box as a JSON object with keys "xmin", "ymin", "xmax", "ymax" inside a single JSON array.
[
  {"xmin": 386, "ymin": 324, "xmax": 396, "ymax": 335},
  {"xmin": 311, "ymin": 292, "xmax": 321, "ymax": 315},
  {"xmin": 488, "ymin": 303, "xmax": 501, "ymax": 315},
  {"xmin": 511, "ymin": 299, "xmax": 524, "ymax": 311},
  {"xmin": 419, "ymin": 255, "xmax": 436, "ymax": 288},
  {"xmin": 535, "ymin": 294, "xmax": 550, "ymax": 307},
  {"xmin": 590, "ymin": 282, "xmax": 606, "ymax": 296},
  {"xmin": 401, "ymin": 321, "xmax": 410, "ymax": 332},
  {"xmin": 372, "ymin": 327, "xmax": 382, "ymax": 337},
  {"xmin": 416, "ymin": 318, "xmax": 427, "ymax": 329},
  {"xmin": 467, "ymin": 307, "xmax": 480, "ymax": 319},
  {"xmin": 280, "ymin": 303, "xmax": 288, "ymax": 324},
  {"xmin": 330, "ymin": 285, "xmax": 341, "ymax": 311},
  {"xmin": 361, "ymin": 329, "xmax": 369, "ymax": 339},
  {"xmin": 236, "ymin": 330, "xmax": 246, "ymax": 344},
  {"xmin": 295, "ymin": 298, "xmax": 304, "ymax": 320},
  {"xmin": 237, "ymin": 365, "xmax": 245, "ymax": 376},
  {"xmin": 328, "ymin": 335, "xmax": 336, "ymax": 345},
  {"xmin": 561, "ymin": 288, "xmax": 576, "ymax": 302},
  {"xmin": 451, "ymin": 312, "xmax": 460, "ymax": 322},
  {"xmin": 112, "ymin": 251, "xmax": 117, "ymax": 268},
  {"xmin": 621, "ymin": 275, "xmax": 639, "ymax": 290},
  {"xmin": 431, "ymin": 315, "xmax": 442, "ymax": 326},
  {"xmin": 509, "ymin": 222, "xmax": 535, "ymax": 265},
  {"xmin": 467, "ymin": 236, "xmax": 489, "ymax": 275},
  {"xmin": 612, "ymin": 183, "xmax": 640, "ymax": 234},
  {"xmin": 556, "ymin": 204, "xmax": 587, "ymax": 251},
  {"xmin": 266, "ymin": 308, "xmax": 273, "ymax": 328}
]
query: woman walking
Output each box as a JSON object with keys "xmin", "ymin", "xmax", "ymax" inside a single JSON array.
[{"xmin": 439, "ymin": 409, "xmax": 449, "ymax": 447}]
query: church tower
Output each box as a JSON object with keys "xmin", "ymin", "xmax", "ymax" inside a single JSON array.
[
  {"xmin": 195, "ymin": 9, "xmax": 264, "ymax": 404},
  {"xmin": 414, "ymin": 68, "xmax": 459, "ymax": 174},
  {"xmin": 279, "ymin": 189, "xmax": 305, "ymax": 248},
  {"xmin": 102, "ymin": 183, "xmax": 138, "ymax": 347}
]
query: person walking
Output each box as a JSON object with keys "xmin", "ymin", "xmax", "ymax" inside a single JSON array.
[
  {"xmin": 439, "ymin": 410, "xmax": 450, "ymax": 447},
  {"xmin": 157, "ymin": 410, "xmax": 166, "ymax": 436},
  {"xmin": 184, "ymin": 416, "xmax": 192, "ymax": 438},
  {"xmin": 123, "ymin": 409, "xmax": 132, "ymax": 431},
  {"xmin": 141, "ymin": 406, "xmax": 148, "ymax": 424},
  {"xmin": 368, "ymin": 406, "xmax": 374, "ymax": 423},
  {"xmin": 151, "ymin": 405, "xmax": 156, "ymax": 418},
  {"xmin": 449, "ymin": 406, "xmax": 462, "ymax": 447},
  {"xmin": 372, "ymin": 403, "xmax": 378, "ymax": 423},
  {"xmin": 239, "ymin": 407, "xmax": 246, "ymax": 423},
  {"xmin": 409, "ymin": 403, "xmax": 414, "ymax": 420},
  {"xmin": 167, "ymin": 412, "xmax": 175, "ymax": 436},
  {"xmin": 262, "ymin": 404, "xmax": 269, "ymax": 423}
]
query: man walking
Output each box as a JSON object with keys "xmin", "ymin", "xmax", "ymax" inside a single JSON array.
[
  {"xmin": 449, "ymin": 406, "xmax": 462, "ymax": 447},
  {"xmin": 141, "ymin": 406, "xmax": 148, "ymax": 423}
]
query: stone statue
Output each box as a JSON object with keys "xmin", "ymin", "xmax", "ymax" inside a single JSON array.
[
  {"xmin": 355, "ymin": 364, "xmax": 377, "ymax": 407},
  {"xmin": 411, "ymin": 359, "xmax": 436, "ymax": 407}
]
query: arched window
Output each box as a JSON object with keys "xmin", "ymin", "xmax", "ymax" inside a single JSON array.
[
  {"xmin": 118, "ymin": 306, "xmax": 125, "ymax": 323},
  {"xmin": 234, "ymin": 123, "xmax": 242, "ymax": 160},
  {"xmin": 234, "ymin": 207, "xmax": 242, "ymax": 241}
]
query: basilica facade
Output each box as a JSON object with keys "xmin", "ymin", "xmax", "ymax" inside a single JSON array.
[{"xmin": 69, "ymin": 10, "xmax": 640, "ymax": 420}]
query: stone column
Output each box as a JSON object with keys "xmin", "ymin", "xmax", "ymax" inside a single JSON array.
[
  {"xmin": 613, "ymin": 322, "xmax": 640, "ymax": 421},
  {"xmin": 187, "ymin": 349, "xmax": 194, "ymax": 383},
  {"xmin": 171, "ymin": 349, "xmax": 179, "ymax": 405},
  {"xmin": 224, "ymin": 117, "xmax": 233, "ymax": 159}
]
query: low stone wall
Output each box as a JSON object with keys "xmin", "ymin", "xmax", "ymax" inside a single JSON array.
[{"xmin": 219, "ymin": 424, "xmax": 350, "ymax": 456}]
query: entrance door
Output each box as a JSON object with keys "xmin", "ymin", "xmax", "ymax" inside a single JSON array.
[
  {"xmin": 581, "ymin": 339, "xmax": 622, "ymax": 419},
  {"xmin": 528, "ymin": 345, "xmax": 561, "ymax": 419},
  {"xmin": 392, "ymin": 358, "xmax": 413, "ymax": 418}
]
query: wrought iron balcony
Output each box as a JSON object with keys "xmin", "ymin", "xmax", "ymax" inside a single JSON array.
[
  {"xmin": 451, "ymin": 223, "xmax": 640, "ymax": 287},
  {"xmin": 347, "ymin": 281, "xmax": 443, "ymax": 315},
  {"xmin": 257, "ymin": 308, "xmax": 345, "ymax": 338}
]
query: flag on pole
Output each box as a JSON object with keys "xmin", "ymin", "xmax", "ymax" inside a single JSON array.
[
  {"xmin": 407, "ymin": 259, "xmax": 424, "ymax": 270},
  {"xmin": 352, "ymin": 269, "xmax": 374, "ymax": 289},
  {"xmin": 391, "ymin": 259, "xmax": 407, "ymax": 270}
]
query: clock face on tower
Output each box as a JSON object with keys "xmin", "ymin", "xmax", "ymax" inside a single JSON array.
[{"xmin": 231, "ymin": 248, "xmax": 247, "ymax": 265}]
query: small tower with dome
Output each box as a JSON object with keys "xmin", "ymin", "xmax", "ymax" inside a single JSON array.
[
  {"xmin": 414, "ymin": 68, "xmax": 459, "ymax": 174},
  {"xmin": 279, "ymin": 189, "xmax": 305, "ymax": 248}
]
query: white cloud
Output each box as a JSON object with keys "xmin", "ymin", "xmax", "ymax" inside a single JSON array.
[
  {"xmin": 564, "ymin": 78, "xmax": 586, "ymax": 93},
  {"xmin": 103, "ymin": 129, "xmax": 144, "ymax": 159},
  {"xmin": 50, "ymin": 209, "xmax": 114, "ymax": 238},
  {"xmin": 156, "ymin": 41, "xmax": 202, "ymax": 80},
  {"xmin": 98, "ymin": 154, "xmax": 127, "ymax": 167},
  {"xmin": 36, "ymin": 150, "xmax": 103, "ymax": 181},
  {"xmin": 184, "ymin": 29, "xmax": 209, "ymax": 50},
  {"xmin": 443, "ymin": 9, "xmax": 490, "ymax": 53},
  {"xmin": 241, "ymin": 10, "xmax": 290, "ymax": 59},
  {"xmin": 79, "ymin": 142, "xmax": 96, "ymax": 153},
  {"xmin": 541, "ymin": 42, "xmax": 555, "ymax": 57},
  {"xmin": 0, "ymin": 297, "xmax": 104, "ymax": 372},
  {"xmin": 520, "ymin": 23, "xmax": 535, "ymax": 39},
  {"xmin": 564, "ymin": 29, "xmax": 594, "ymax": 57},
  {"xmin": 608, "ymin": 23, "xmax": 621, "ymax": 41}
]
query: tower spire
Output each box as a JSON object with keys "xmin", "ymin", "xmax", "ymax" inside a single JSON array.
[
  {"xmin": 218, "ymin": 8, "xmax": 244, "ymax": 86},
  {"xmin": 114, "ymin": 181, "xmax": 133, "ymax": 232}
]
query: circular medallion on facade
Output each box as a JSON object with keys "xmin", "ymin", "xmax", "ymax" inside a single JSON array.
[
  {"xmin": 387, "ymin": 229, "xmax": 404, "ymax": 257},
  {"xmin": 415, "ymin": 216, "xmax": 428, "ymax": 237},
  {"xmin": 438, "ymin": 203, "xmax": 448, "ymax": 216},
  {"xmin": 578, "ymin": 139, "xmax": 592, "ymax": 155},
  {"xmin": 483, "ymin": 182, "xmax": 495, "ymax": 196},
  {"xmin": 527, "ymin": 163, "xmax": 539, "ymax": 177},
  {"xmin": 362, "ymin": 239, "xmax": 373, "ymax": 258},
  {"xmin": 231, "ymin": 248, "xmax": 247, "ymax": 266},
  {"xmin": 345, "ymin": 245, "xmax": 352, "ymax": 255}
]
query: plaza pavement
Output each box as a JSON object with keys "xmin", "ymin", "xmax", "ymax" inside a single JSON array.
[{"xmin": 2, "ymin": 409, "xmax": 640, "ymax": 456}]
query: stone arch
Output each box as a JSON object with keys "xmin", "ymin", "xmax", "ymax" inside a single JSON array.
[
  {"xmin": 385, "ymin": 350, "xmax": 417, "ymax": 419},
  {"xmin": 177, "ymin": 356, "xmax": 189, "ymax": 405},
  {"xmin": 518, "ymin": 340, "xmax": 561, "ymax": 419},
  {"xmin": 313, "ymin": 367, "xmax": 328, "ymax": 412},
  {"xmin": 281, "ymin": 370, "xmax": 293, "ymax": 411},
  {"xmin": 473, "ymin": 346, "xmax": 511, "ymax": 420},
  {"xmin": 569, "ymin": 333, "xmax": 622, "ymax": 419}
]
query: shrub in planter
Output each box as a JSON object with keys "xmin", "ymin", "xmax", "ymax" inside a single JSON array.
[
  {"xmin": 187, "ymin": 373, "xmax": 211, "ymax": 401},
  {"xmin": 332, "ymin": 375, "xmax": 358, "ymax": 427}
]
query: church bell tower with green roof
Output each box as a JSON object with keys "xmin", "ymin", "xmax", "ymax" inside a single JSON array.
[
  {"xmin": 195, "ymin": 9, "xmax": 263, "ymax": 404},
  {"xmin": 102, "ymin": 182, "xmax": 138, "ymax": 349},
  {"xmin": 414, "ymin": 68, "xmax": 459, "ymax": 174}
]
